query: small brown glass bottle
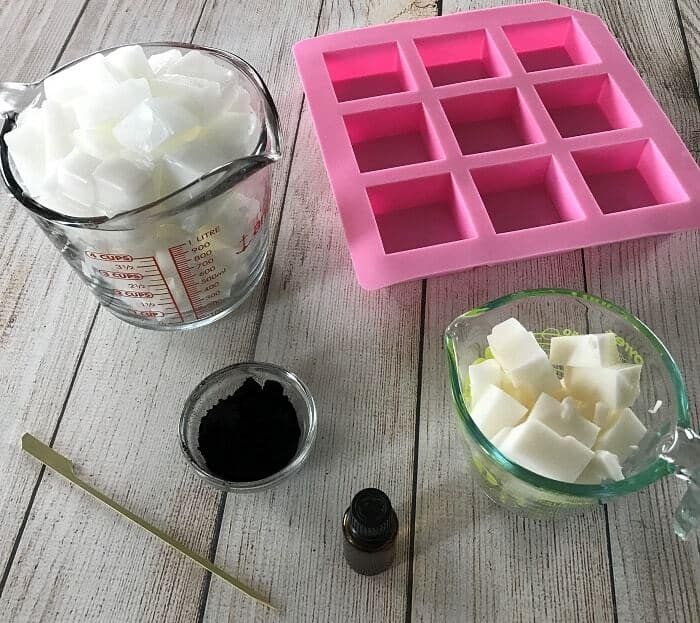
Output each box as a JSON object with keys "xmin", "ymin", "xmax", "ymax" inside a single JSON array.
[{"xmin": 342, "ymin": 488, "xmax": 399, "ymax": 575}]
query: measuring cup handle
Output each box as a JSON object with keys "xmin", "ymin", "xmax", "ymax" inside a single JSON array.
[{"xmin": 660, "ymin": 427, "xmax": 700, "ymax": 539}]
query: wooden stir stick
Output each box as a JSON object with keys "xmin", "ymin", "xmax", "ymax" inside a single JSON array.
[{"xmin": 22, "ymin": 433, "xmax": 274, "ymax": 610}]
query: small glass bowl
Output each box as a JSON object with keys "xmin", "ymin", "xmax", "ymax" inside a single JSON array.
[{"xmin": 179, "ymin": 362, "xmax": 317, "ymax": 492}]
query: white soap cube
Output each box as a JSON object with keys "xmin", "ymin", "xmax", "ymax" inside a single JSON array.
[
  {"xmin": 594, "ymin": 408, "xmax": 647, "ymax": 460},
  {"xmin": 564, "ymin": 364, "xmax": 642, "ymax": 409},
  {"xmin": 197, "ymin": 191, "xmax": 260, "ymax": 244},
  {"xmin": 487, "ymin": 318, "xmax": 547, "ymax": 372},
  {"xmin": 148, "ymin": 49, "xmax": 183, "ymax": 75},
  {"xmin": 93, "ymin": 157, "xmax": 155, "ymax": 217},
  {"xmin": 491, "ymin": 426, "xmax": 513, "ymax": 448},
  {"xmin": 592, "ymin": 402, "xmax": 612, "ymax": 428},
  {"xmin": 112, "ymin": 97, "xmax": 198, "ymax": 153},
  {"xmin": 208, "ymin": 111, "xmax": 259, "ymax": 159},
  {"xmin": 44, "ymin": 54, "xmax": 118, "ymax": 103},
  {"xmin": 16, "ymin": 106, "xmax": 43, "ymax": 128},
  {"xmin": 161, "ymin": 138, "xmax": 229, "ymax": 190},
  {"xmin": 561, "ymin": 396, "xmax": 600, "ymax": 448},
  {"xmin": 146, "ymin": 96, "xmax": 199, "ymax": 135},
  {"xmin": 73, "ymin": 78, "xmax": 151, "ymax": 129},
  {"xmin": 528, "ymin": 392, "xmax": 562, "ymax": 420},
  {"xmin": 498, "ymin": 420, "xmax": 595, "ymax": 482},
  {"xmin": 112, "ymin": 101, "xmax": 170, "ymax": 153},
  {"xmin": 501, "ymin": 375, "xmax": 537, "ymax": 408},
  {"xmin": 5, "ymin": 116, "xmax": 47, "ymax": 190},
  {"xmin": 169, "ymin": 50, "xmax": 231, "ymax": 84},
  {"xmin": 73, "ymin": 127, "xmax": 120, "ymax": 160},
  {"xmin": 576, "ymin": 450, "xmax": 624, "ymax": 484},
  {"xmin": 549, "ymin": 333, "xmax": 620, "ymax": 367},
  {"xmin": 468, "ymin": 359, "xmax": 503, "ymax": 407},
  {"xmin": 151, "ymin": 74, "xmax": 222, "ymax": 122},
  {"xmin": 529, "ymin": 394, "xmax": 599, "ymax": 448},
  {"xmin": 105, "ymin": 45, "xmax": 154, "ymax": 80},
  {"xmin": 470, "ymin": 384, "xmax": 528, "ymax": 441},
  {"xmin": 220, "ymin": 83, "xmax": 252, "ymax": 114},
  {"xmin": 42, "ymin": 101, "xmax": 76, "ymax": 163},
  {"xmin": 507, "ymin": 353, "xmax": 563, "ymax": 398},
  {"xmin": 38, "ymin": 173, "xmax": 102, "ymax": 217},
  {"xmin": 56, "ymin": 149, "xmax": 100, "ymax": 206},
  {"xmin": 579, "ymin": 400, "xmax": 613, "ymax": 429}
]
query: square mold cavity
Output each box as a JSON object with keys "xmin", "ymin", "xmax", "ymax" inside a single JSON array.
[
  {"xmin": 536, "ymin": 74, "xmax": 639, "ymax": 137},
  {"xmin": 324, "ymin": 42, "xmax": 413, "ymax": 102},
  {"xmin": 367, "ymin": 173, "xmax": 472, "ymax": 253},
  {"xmin": 572, "ymin": 140, "xmax": 688, "ymax": 214},
  {"xmin": 503, "ymin": 17, "xmax": 599, "ymax": 72},
  {"xmin": 471, "ymin": 156, "xmax": 583, "ymax": 233},
  {"xmin": 441, "ymin": 88, "xmax": 543, "ymax": 155},
  {"xmin": 414, "ymin": 29, "xmax": 509, "ymax": 87},
  {"xmin": 344, "ymin": 104, "xmax": 443, "ymax": 172}
]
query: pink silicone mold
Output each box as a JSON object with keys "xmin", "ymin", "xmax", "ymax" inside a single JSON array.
[{"xmin": 293, "ymin": 3, "xmax": 700, "ymax": 289}]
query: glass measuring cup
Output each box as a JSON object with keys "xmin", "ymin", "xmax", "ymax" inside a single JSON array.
[
  {"xmin": 445, "ymin": 289, "xmax": 700, "ymax": 539},
  {"xmin": 0, "ymin": 43, "xmax": 281, "ymax": 330}
]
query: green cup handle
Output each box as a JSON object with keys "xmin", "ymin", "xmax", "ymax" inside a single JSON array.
[{"xmin": 660, "ymin": 427, "xmax": 700, "ymax": 539}]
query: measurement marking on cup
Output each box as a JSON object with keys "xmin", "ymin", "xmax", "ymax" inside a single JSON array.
[
  {"xmin": 87, "ymin": 251, "xmax": 183, "ymax": 323},
  {"xmin": 169, "ymin": 232, "xmax": 225, "ymax": 320}
]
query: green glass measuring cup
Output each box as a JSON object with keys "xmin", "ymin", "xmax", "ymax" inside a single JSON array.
[{"xmin": 445, "ymin": 288, "xmax": 700, "ymax": 538}]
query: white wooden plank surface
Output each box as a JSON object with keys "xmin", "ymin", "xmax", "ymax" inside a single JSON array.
[
  {"xmin": 564, "ymin": 1, "xmax": 700, "ymax": 621},
  {"xmin": 1, "ymin": 0, "xmax": 700, "ymax": 621},
  {"xmin": 0, "ymin": 1, "xmax": 221, "ymax": 620},
  {"xmin": 0, "ymin": 0, "xmax": 99, "ymax": 572},
  {"xmin": 678, "ymin": 0, "xmax": 700, "ymax": 94},
  {"xmin": 406, "ymin": 5, "xmax": 614, "ymax": 620},
  {"xmin": 411, "ymin": 259, "xmax": 619, "ymax": 623},
  {"xmin": 0, "ymin": 0, "xmax": 328, "ymax": 620},
  {"xmin": 411, "ymin": 1, "xmax": 699, "ymax": 621},
  {"xmin": 202, "ymin": 0, "xmax": 434, "ymax": 620}
]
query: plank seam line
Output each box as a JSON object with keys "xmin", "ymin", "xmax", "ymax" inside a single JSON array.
[
  {"xmin": 404, "ymin": 279, "xmax": 427, "ymax": 623},
  {"xmin": 0, "ymin": 304, "xmax": 100, "ymax": 598},
  {"xmin": 195, "ymin": 0, "xmax": 327, "ymax": 616},
  {"xmin": 246, "ymin": 0, "xmax": 326, "ymax": 351},
  {"xmin": 580, "ymin": 247, "xmax": 618, "ymax": 621},
  {"xmin": 249, "ymin": 89, "xmax": 310, "ymax": 349},
  {"xmin": 195, "ymin": 490, "xmax": 227, "ymax": 623},
  {"xmin": 1, "ymin": 0, "xmax": 96, "ymax": 599},
  {"xmin": 603, "ymin": 505, "xmax": 619, "ymax": 623},
  {"xmin": 247, "ymin": 0, "xmax": 327, "ymax": 349},
  {"xmin": 189, "ymin": 0, "xmax": 209, "ymax": 43},
  {"xmin": 49, "ymin": 0, "xmax": 92, "ymax": 72},
  {"xmin": 673, "ymin": 0, "xmax": 700, "ymax": 113}
]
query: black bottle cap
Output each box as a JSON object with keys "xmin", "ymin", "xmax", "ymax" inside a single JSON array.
[{"xmin": 347, "ymin": 488, "xmax": 395, "ymax": 544}]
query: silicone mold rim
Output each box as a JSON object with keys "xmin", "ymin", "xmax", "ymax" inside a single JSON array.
[{"xmin": 294, "ymin": 2, "xmax": 700, "ymax": 289}]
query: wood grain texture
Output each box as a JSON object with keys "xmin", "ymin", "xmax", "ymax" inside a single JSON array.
[
  {"xmin": 409, "ymin": 2, "xmax": 615, "ymax": 622},
  {"xmin": 677, "ymin": 0, "xmax": 700, "ymax": 128},
  {"xmin": 0, "ymin": 0, "xmax": 96, "ymax": 571},
  {"xmin": 411, "ymin": 260, "xmax": 618, "ymax": 623},
  {"xmin": 202, "ymin": 1, "xmax": 433, "ymax": 621},
  {"xmin": 0, "ymin": 1, "xmax": 222, "ymax": 620},
  {"xmin": 1, "ymin": 0, "xmax": 330, "ymax": 620},
  {"xmin": 2, "ymin": 1, "xmax": 699, "ymax": 622},
  {"xmin": 565, "ymin": 2, "xmax": 700, "ymax": 621}
]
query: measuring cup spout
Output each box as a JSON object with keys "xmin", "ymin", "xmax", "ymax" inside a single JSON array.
[
  {"xmin": 659, "ymin": 427, "xmax": 700, "ymax": 539},
  {"xmin": 0, "ymin": 81, "xmax": 39, "ymax": 116}
]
